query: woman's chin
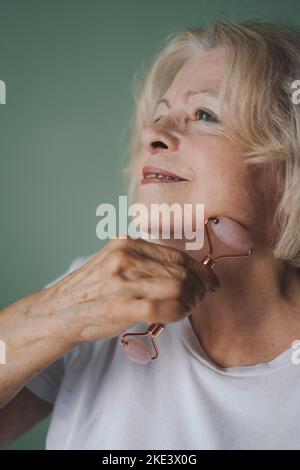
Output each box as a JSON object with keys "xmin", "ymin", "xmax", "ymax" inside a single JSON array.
[{"xmin": 134, "ymin": 226, "xmax": 206, "ymax": 262}]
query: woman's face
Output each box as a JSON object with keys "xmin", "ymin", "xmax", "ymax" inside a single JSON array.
[{"xmin": 136, "ymin": 47, "xmax": 268, "ymax": 251}]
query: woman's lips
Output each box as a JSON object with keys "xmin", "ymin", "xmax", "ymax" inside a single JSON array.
[{"xmin": 141, "ymin": 165, "xmax": 189, "ymax": 185}]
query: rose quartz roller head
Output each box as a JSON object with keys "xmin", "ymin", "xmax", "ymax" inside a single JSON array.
[
  {"xmin": 201, "ymin": 216, "xmax": 254, "ymax": 271},
  {"xmin": 120, "ymin": 216, "xmax": 254, "ymax": 364},
  {"xmin": 121, "ymin": 324, "xmax": 164, "ymax": 365}
]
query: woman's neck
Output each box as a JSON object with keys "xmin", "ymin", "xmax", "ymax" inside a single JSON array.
[{"xmin": 190, "ymin": 254, "xmax": 300, "ymax": 368}]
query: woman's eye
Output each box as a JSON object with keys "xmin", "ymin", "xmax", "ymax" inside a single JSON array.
[
  {"xmin": 152, "ymin": 108, "xmax": 220, "ymax": 125},
  {"xmin": 194, "ymin": 108, "xmax": 220, "ymax": 123}
]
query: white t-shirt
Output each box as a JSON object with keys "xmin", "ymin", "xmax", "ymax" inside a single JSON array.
[{"xmin": 26, "ymin": 256, "xmax": 300, "ymax": 450}]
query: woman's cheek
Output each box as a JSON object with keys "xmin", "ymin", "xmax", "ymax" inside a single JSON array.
[{"xmin": 189, "ymin": 157, "xmax": 257, "ymax": 222}]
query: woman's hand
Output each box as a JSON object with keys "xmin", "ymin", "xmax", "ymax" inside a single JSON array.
[
  {"xmin": 43, "ymin": 236, "xmax": 220, "ymax": 345},
  {"xmin": 0, "ymin": 236, "xmax": 220, "ymax": 408}
]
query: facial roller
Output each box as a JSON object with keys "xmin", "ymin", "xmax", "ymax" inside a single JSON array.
[{"xmin": 120, "ymin": 216, "xmax": 254, "ymax": 364}]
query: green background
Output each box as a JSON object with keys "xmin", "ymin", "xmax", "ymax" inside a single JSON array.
[{"xmin": 1, "ymin": 0, "xmax": 299, "ymax": 450}]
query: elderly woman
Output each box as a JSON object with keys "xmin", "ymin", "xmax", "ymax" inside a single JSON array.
[{"xmin": 1, "ymin": 19, "xmax": 300, "ymax": 450}]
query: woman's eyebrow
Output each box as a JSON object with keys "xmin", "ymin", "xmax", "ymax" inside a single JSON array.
[{"xmin": 156, "ymin": 88, "xmax": 219, "ymax": 109}]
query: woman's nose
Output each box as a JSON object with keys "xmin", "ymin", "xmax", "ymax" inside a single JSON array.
[{"xmin": 141, "ymin": 114, "xmax": 184, "ymax": 154}]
